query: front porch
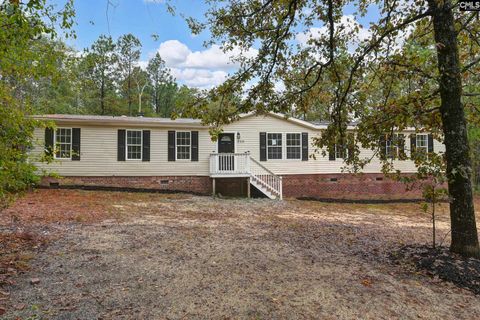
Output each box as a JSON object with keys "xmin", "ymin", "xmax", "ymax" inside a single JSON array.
[{"xmin": 209, "ymin": 152, "xmax": 283, "ymax": 199}]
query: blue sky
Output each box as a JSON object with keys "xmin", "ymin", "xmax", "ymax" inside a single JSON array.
[
  {"xmin": 53, "ymin": 0, "xmax": 380, "ymax": 88},
  {"xmin": 54, "ymin": 0, "xmax": 233, "ymax": 88},
  {"xmin": 64, "ymin": 0, "xmax": 209, "ymax": 59}
]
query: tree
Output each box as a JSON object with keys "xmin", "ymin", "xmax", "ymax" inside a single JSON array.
[
  {"xmin": 131, "ymin": 66, "xmax": 149, "ymax": 115},
  {"xmin": 18, "ymin": 38, "xmax": 80, "ymax": 115},
  {"xmin": 172, "ymin": 85, "xmax": 201, "ymax": 118},
  {"xmin": 187, "ymin": 0, "xmax": 480, "ymax": 257},
  {"xmin": 116, "ymin": 34, "xmax": 141, "ymax": 116},
  {"xmin": 147, "ymin": 52, "xmax": 177, "ymax": 117},
  {"xmin": 427, "ymin": 0, "xmax": 478, "ymax": 257},
  {"xmin": 0, "ymin": 0, "xmax": 75, "ymax": 206},
  {"xmin": 83, "ymin": 35, "xmax": 117, "ymax": 115}
]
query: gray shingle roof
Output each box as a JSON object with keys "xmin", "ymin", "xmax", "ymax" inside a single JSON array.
[
  {"xmin": 32, "ymin": 113, "xmax": 364, "ymax": 130},
  {"xmin": 33, "ymin": 114, "xmax": 203, "ymax": 125}
]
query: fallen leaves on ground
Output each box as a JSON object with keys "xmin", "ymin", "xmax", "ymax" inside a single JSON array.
[
  {"xmin": 0, "ymin": 189, "xmax": 479, "ymax": 319},
  {"xmin": 393, "ymin": 244, "xmax": 480, "ymax": 295}
]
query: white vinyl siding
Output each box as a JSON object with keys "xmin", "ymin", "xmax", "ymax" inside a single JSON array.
[
  {"xmin": 54, "ymin": 128, "xmax": 72, "ymax": 159},
  {"xmin": 223, "ymin": 115, "xmax": 441, "ymax": 174},
  {"xmin": 31, "ymin": 114, "xmax": 446, "ymax": 177},
  {"xmin": 176, "ymin": 131, "xmax": 191, "ymax": 160},
  {"xmin": 32, "ymin": 126, "xmax": 212, "ymax": 176}
]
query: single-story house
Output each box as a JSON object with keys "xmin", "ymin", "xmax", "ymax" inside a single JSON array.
[{"xmin": 30, "ymin": 113, "xmax": 444, "ymax": 200}]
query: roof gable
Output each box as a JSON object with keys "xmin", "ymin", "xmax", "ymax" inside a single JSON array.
[{"xmin": 238, "ymin": 112, "xmax": 322, "ymax": 130}]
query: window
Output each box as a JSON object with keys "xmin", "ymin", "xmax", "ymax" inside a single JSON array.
[
  {"xmin": 334, "ymin": 133, "xmax": 354, "ymax": 160},
  {"xmin": 55, "ymin": 128, "xmax": 72, "ymax": 159},
  {"xmin": 416, "ymin": 134, "xmax": 428, "ymax": 154},
  {"xmin": 267, "ymin": 133, "xmax": 283, "ymax": 159},
  {"xmin": 286, "ymin": 133, "xmax": 301, "ymax": 159},
  {"xmin": 385, "ymin": 134, "xmax": 400, "ymax": 159},
  {"xmin": 176, "ymin": 131, "xmax": 191, "ymax": 160},
  {"xmin": 220, "ymin": 135, "xmax": 232, "ymax": 142},
  {"xmin": 335, "ymin": 144, "xmax": 347, "ymax": 159},
  {"xmin": 126, "ymin": 130, "xmax": 142, "ymax": 160}
]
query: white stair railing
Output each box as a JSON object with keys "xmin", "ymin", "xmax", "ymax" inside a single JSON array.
[
  {"xmin": 209, "ymin": 152, "xmax": 283, "ymax": 199},
  {"xmin": 249, "ymin": 157, "xmax": 283, "ymax": 200}
]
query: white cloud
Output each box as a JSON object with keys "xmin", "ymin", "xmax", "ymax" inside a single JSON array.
[
  {"xmin": 170, "ymin": 68, "xmax": 228, "ymax": 89},
  {"xmin": 157, "ymin": 40, "xmax": 191, "ymax": 67},
  {"xmin": 136, "ymin": 60, "xmax": 148, "ymax": 70},
  {"xmin": 152, "ymin": 40, "xmax": 257, "ymax": 88},
  {"xmin": 296, "ymin": 14, "xmax": 414, "ymax": 55},
  {"xmin": 185, "ymin": 45, "xmax": 257, "ymax": 69},
  {"xmin": 156, "ymin": 40, "xmax": 257, "ymax": 70},
  {"xmin": 274, "ymin": 81, "xmax": 286, "ymax": 93},
  {"xmin": 296, "ymin": 15, "xmax": 371, "ymax": 51}
]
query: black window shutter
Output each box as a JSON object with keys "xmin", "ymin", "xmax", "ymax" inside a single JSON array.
[
  {"xmin": 260, "ymin": 132, "xmax": 267, "ymax": 161},
  {"xmin": 410, "ymin": 134, "xmax": 416, "ymax": 159},
  {"xmin": 72, "ymin": 128, "xmax": 81, "ymax": 161},
  {"xmin": 191, "ymin": 131, "xmax": 199, "ymax": 161},
  {"xmin": 301, "ymin": 132, "xmax": 308, "ymax": 161},
  {"xmin": 329, "ymin": 144, "xmax": 336, "ymax": 161},
  {"xmin": 168, "ymin": 131, "xmax": 176, "ymax": 161},
  {"xmin": 45, "ymin": 127, "xmax": 54, "ymax": 157},
  {"xmin": 379, "ymin": 134, "xmax": 387, "ymax": 160},
  {"xmin": 428, "ymin": 134, "xmax": 434, "ymax": 153},
  {"xmin": 142, "ymin": 130, "xmax": 150, "ymax": 162},
  {"xmin": 398, "ymin": 134, "xmax": 406, "ymax": 160},
  {"xmin": 117, "ymin": 129, "xmax": 126, "ymax": 161}
]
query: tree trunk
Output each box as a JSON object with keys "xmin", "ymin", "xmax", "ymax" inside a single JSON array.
[
  {"xmin": 100, "ymin": 76, "xmax": 105, "ymax": 115},
  {"xmin": 138, "ymin": 92, "xmax": 142, "ymax": 114},
  {"xmin": 428, "ymin": 0, "xmax": 480, "ymax": 257},
  {"xmin": 128, "ymin": 72, "xmax": 132, "ymax": 116},
  {"xmin": 155, "ymin": 86, "xmax": 160, "ymax": 114},
  {"xmin": 432, "ymin": 188, "xmax": 436, "ymax": 249}
]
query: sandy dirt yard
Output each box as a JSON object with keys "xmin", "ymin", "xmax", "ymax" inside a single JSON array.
[{"xmin": 1, "ymin": 189, "xmax": 480, "ymax": 319}]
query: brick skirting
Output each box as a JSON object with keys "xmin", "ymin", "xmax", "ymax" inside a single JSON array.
[
  {"xmin": 41, "ymin": 173, "xmax": 432, "ymax": 200},
  {"xmin": 281, "ymin": 173, "xmax": 428, "ymax": 200},
  {"xmin": 40, "ymin": 176, "xmax": 212, "ymax": 195}
]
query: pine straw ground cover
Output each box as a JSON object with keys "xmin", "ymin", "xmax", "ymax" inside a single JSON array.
[{"xmin": 0, "ymin": 189, "xmax": 479, "ymax": 319}]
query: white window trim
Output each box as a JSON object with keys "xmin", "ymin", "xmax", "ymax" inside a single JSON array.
[
  {"xmin": 126, "ymin": 129, "xmax": 143, "ymax": 161},
  {"xmin": 285, "ymin": 132, "xmax": 302, "ymax": 160},
  {"xmin": 416, "ymin": 133, "xmax": 429, "ymax": 153},
  {"xmin": 53, "ymin": 127, "xmax": 72, "ymax": 160},
  {"xmin": 176, "ymin": 131, "xmax": 191, "ymax": 161},
  {"xmin": 266, "ymin": 132, "xmax": 283, "ymax": 160}
]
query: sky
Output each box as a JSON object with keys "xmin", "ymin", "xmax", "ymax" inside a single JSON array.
[{"xmin": 53, "ymin": 0, "xmax": 380, "ymax": 89}]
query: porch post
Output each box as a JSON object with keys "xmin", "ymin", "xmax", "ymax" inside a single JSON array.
[
  {"xmin": 212, "ymin": 178, "xmax": 216, "ymax": 197},
  {"xmin": 247, "ymin": 177, "xmax": 251, "ymax": 198},
  {"xmin": 279, "ymin": 176, "xmax": 283, "ymax": 200}
]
